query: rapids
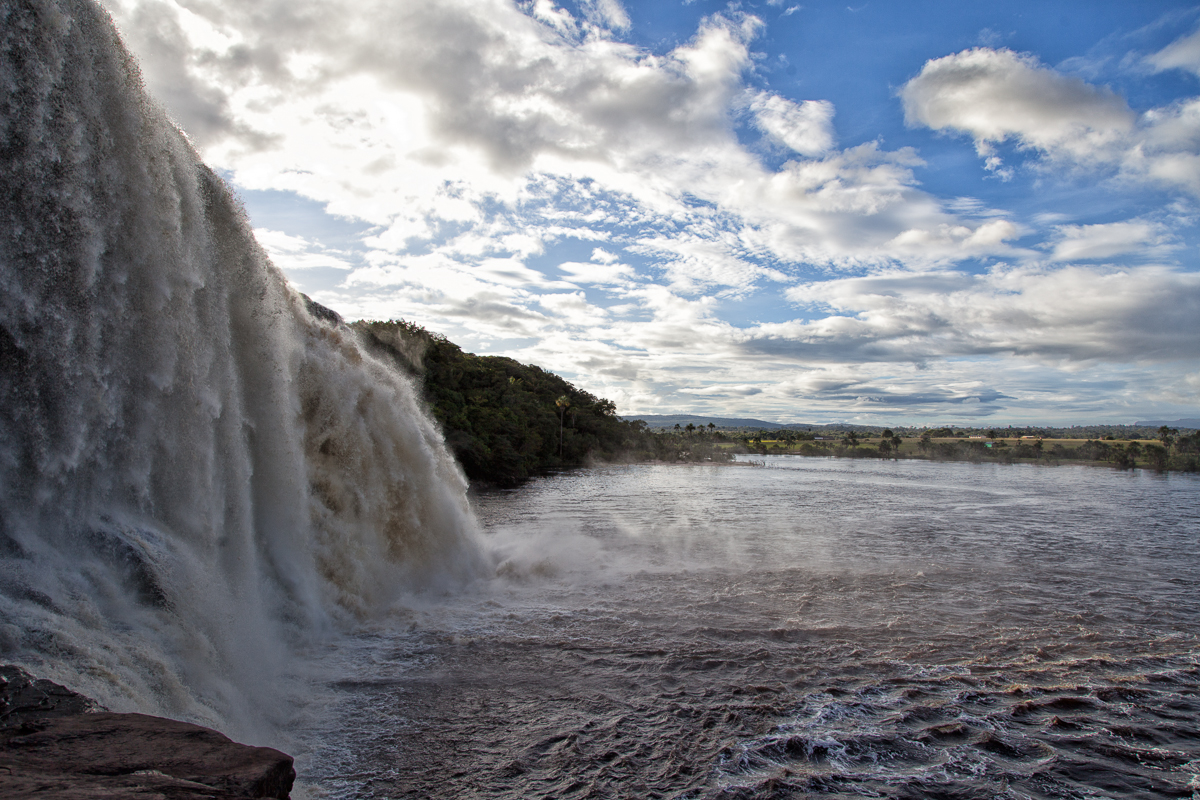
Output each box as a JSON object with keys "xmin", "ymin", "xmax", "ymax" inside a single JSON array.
[{"xmin": 0, "ymin": 0, "xmax": 482, "ymax": 743}]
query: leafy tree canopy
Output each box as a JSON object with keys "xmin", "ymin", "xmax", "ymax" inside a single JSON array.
[{"xmin": 353, "ymin": 320, "xmax": 729, "ymax": 484}]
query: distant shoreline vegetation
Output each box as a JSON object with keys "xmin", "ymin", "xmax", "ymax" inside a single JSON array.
[
  {"xmin": 346, "ymin": 314, "xmax": 1199, "ymax": 483},
  {"xmin": 731, "ymin": 427, "xmax": 1200, "ymax": 473}
]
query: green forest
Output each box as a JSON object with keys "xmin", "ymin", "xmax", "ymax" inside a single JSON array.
[{"xmin": 353, "ymin": 320, "xmax": 731, "ymax": 485}]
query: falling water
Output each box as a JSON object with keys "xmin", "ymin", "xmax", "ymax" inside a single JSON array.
[{"xmin": 0, "ymin": 0, "xmax": 483, "ymax": 742}]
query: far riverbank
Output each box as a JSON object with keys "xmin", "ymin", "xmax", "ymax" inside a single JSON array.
[{"xmin": 724, "ymin": 432, "xmax": 1200, "ymax": 473}]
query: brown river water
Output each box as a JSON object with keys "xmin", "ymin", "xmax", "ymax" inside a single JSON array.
[{"xmin": 298, "ymin": 456, "xmax": 1200, "ymax": 799}]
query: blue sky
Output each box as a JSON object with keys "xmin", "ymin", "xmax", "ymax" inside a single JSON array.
[{"xmin": 101, "ymin": 0, "xmax": 1200, "ymax": 424}]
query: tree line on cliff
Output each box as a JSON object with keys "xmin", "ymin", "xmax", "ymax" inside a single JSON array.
[{"xmin": 353, "ymin": 320, "xmax": 731, "ymax": 485}]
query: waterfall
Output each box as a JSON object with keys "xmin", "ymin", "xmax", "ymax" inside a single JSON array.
[{"xmin": 0, "ymin": 0, "xmax": 483, "ymax": 741}]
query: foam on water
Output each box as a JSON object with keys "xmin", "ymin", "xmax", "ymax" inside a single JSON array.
[{"xmin": 0, "ymin": 0, "xmax": 483, "ymax": 743}]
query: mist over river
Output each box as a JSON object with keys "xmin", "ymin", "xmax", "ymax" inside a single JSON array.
[{"xmin": 298, "ymin": 456, "xmax": 1200, "ymax": 799}]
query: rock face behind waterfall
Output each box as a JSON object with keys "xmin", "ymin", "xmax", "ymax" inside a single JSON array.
[{"xmin": 0, "ymin": 0, "xmax": 482, "ymax": 739}]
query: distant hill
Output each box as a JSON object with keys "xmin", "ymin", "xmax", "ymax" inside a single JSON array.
[
  {"xmin": 620, "ymin": 414, "xmax": 862, "ymax": 431},
  {"xmin": 1136, "ymin": 419, "xmax": 1200, "ymax": 429},
  {"xmin": 620, "ymin": 414, "xmax": 784, "ymax": 430}
]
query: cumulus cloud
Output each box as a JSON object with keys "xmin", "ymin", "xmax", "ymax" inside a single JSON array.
[
  {"xmin": 901, "ymin": 47, "xmax": 1200, "ymax": 195},
  {"xmin": 578, "ymin": 0, "xmax": 631, "ymax": 32},
  {"xmin": 748, "ymin": 92, "xmax": 835, "ymax": 155},
  {"xmin": 558, "ymin": 260, "xmax": 637, "ymax": 285},
  {"xmin": 101, "ymin": 0, "xmax": 1013, "ymax": 281},
  {"xmin": 900, "ymin": 47, "xmax": 1134, "ymax": 173},
  {"xmin": 886, "ymin": 219, "xmax": 1021, "ymax": 260},
  {"xmin": 320, "ymin": 257, "xmax": 1200, "ymax": 421}
]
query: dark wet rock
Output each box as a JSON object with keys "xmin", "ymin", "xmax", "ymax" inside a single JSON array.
[
  {"xmin": 0, "ymin": 666, "xmax": 294, "ymax": 799},
  {"xmin": 301, "ymin": 293, "xmax": 343, "ymax": 326},
  {"xmin": 82, "ymin": 524, "xmax": 172, "ymax": 609},
  {"xmin": 0, "ymin": 666, "xmax": 103, "ymax": 725}
]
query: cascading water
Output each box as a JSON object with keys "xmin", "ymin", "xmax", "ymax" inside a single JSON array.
[{"xmin": 0, "ymin": 0, "xmax": 483, "ymax": 742}]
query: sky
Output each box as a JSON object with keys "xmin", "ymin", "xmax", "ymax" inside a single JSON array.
[{"xmin": 98, "ymin": 0, "xmax": 1200, "ymax": 425}]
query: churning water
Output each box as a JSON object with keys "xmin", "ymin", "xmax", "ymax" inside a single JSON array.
[{"xmin": 299, "ymin": 458, "xmax": 1200, "ymax": 799}]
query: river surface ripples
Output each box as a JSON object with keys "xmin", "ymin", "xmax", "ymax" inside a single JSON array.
[{"xmin": 300, "ymin": 457, "xmax": 1200, "ymax": 799}]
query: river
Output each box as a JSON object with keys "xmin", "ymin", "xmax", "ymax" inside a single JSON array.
[{"xmin": 296, "ymin": 456, "xmax": 1200, "ymax": 799}]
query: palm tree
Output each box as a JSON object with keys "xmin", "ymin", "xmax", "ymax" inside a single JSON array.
[
  {"xmin": 1159, "ymin": 425, "xmax": 1177, "ymax": 449},
  {"xmin": 556, "ymin": 395, "xmax": 571, "ymax": 457}
]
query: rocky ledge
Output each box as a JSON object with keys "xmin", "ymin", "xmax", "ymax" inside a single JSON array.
[{"xmin": 0, "ymin": 666, "xmax": 295, "ymax": 799}]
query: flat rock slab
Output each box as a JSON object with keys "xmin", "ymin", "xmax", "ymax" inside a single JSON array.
[
  {"xmin": 0, "ymin": 665, "xmax": 102, "ymax": 726},
  {"xmin": 0, "ymin": 668, "xmax": 294, "ymax": 799}
]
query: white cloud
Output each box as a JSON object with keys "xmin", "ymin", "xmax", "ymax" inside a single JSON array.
[
  {"xmin": 101, "ymin": 0, "xmax": 1013, "ymax": 284},
  {"xmin": 1047, "ymin": 220, "xmax": 1171, "ymax": 262},
  {"xmin": 328, "ymin": 258, "xmax": 1200, "ymax": 421},
  {"xmin": 536, "ymin": 291, "xmax": 610, "ymax": 326},
  {"xmin": 1146, "ymin": 28, "xmax": 1200, "ymax": 77},
  {"xmin": 579, "ymin": 0, "xmax": 631, "ymax": 32},
  {"xmin": 748, "ymin": 92, "xmax": 835, "ymax": 155},
  {"xmin": 900, "ymin": 48, "xmax": 1134, "ymax": 171},
  {"xmin": 558, "ymin": 260, "xmax": 636, "ymax": 285},
  {"xmin": 253, "ymin": 229, "xmax": 356, "ymax": 271},
  {"xmin": 900, "ymin": 47, "xmax": 1200, "ymax": 196},
  {"xmin": 885, "ymin": 218, "xmax": 1021, "ymax": 260},
  {"xmin": 776, "ymin": 265, "xmax": 1200, "ymax": 363},
  {"xmin": 632, "ymin": 234, "xmax": 787, "ymax": 293},
  {"xmin": 679, "ymin": 384, "xmax": 763, "ymax": 396},
  {"xmin": 473, "ymin": 257, "xmax": 577, "ymax": 289},
  {"xmin": 530, "ymin": 0, "xmax": 579, "ymax": 37}
]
